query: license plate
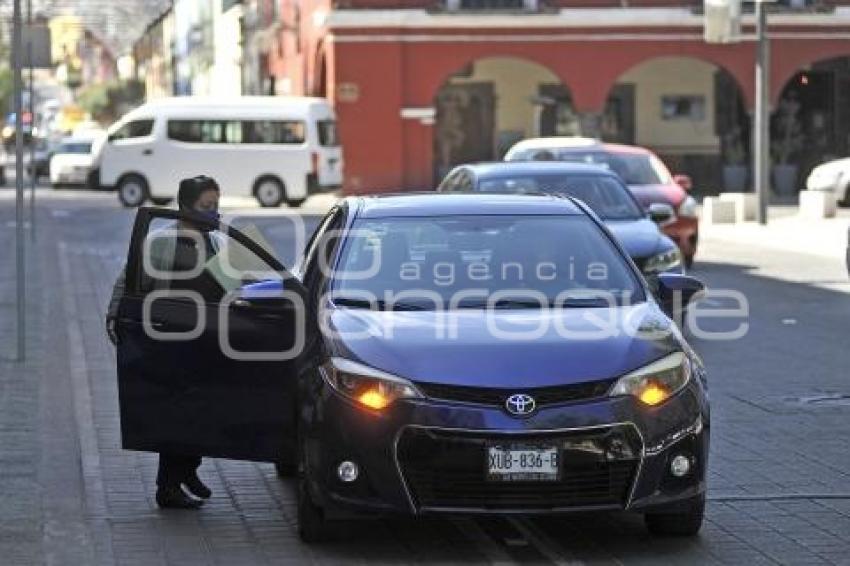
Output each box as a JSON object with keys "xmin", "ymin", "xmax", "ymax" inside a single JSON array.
[{"xmin": 487, "ymin": 445, "xmax": 559, "ymax": 481}]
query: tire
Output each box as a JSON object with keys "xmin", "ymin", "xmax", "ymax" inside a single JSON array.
[
  {"xmin": 285, "ymin": 197, "xmax": 306, "ymax": 208},
  {"xmin": 275, "ymin": 459, "xmax": 297, "ymax": 478},
  {"xmin": 839, "ymin": 184, "xmax": 850, "ymax": 208},
  {"xmin": 297, "ymin": 469, "xmax": 334, "ymax": 543},
  {"xmin": 151, "ymin": 197, "xmax": 174, "ymax": 206},
  {"xmin": 254, "ymin": 177, "xmax": 285, "ymax": 208},
  {"xmin": 644, "ymin": 495, "xmax": 705, "ymax": 537},
  {"xmin": 117, "ymin": 174, "xmax": 149, "ymax": 208}
]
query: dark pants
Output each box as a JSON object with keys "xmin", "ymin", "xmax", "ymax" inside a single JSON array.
[{"xmin": 156, "ymin": 453, "xmax": 201, "ymax": 489}]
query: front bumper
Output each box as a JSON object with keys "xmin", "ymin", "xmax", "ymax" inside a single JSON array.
[{"xmin": 302, "ymin": 376, "xmax": 709, "ymax": 518}]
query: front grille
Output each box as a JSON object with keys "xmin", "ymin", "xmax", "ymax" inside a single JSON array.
[
  {"xmin": 397, "ymin": 426, "xmax": 641, "ymax": 511},
  {"xmin": 415, "ymin": 379, "xmax": 615, "ymax": 408}
]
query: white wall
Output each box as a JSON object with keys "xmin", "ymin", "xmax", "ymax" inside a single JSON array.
[{"xmin": 618, "ymin": 57, "xmax": 720, "ymax": 155}]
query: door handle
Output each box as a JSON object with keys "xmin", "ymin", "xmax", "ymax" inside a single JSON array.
[
  {"xmin": 142, "ymin": 149, "xmax": 153, "ymax": 156},
  {"xmin": 231, "ymin": 299, "xmax": 251, "ymax": 308},
  {"xmin": 119, "ymin": 317, "xmax": 167, "ymax": 329}
]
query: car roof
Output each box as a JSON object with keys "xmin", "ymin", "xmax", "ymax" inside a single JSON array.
[
  {"xmin": 508, "ymin": 137, "xmax": 600, "ymax": 152},
  {"xmin": 510, "ymin": 137, "xmax": 654, "ymax": 157},
  {"xmin": 459, "ymin": 161, "xmax": 616, "ymax": 178},
  {"xmin": 349, "ymin": 192, "xmax": 586, "ymax": 218}
]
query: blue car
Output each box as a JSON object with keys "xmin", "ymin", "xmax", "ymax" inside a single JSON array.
[
  {"xmin": 114, "ymin": 194, "xmax": 708, "ymax": 543},
  {"xmin": 438, "ymin": 162, "xmax": 683, "ymax": 275}
]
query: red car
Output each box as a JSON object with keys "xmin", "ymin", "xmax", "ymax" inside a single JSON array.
[{"xmin": 505, "ymin": 138, "xmax": 699, "ymax": 268}]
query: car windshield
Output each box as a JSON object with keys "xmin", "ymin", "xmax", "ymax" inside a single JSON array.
[
  {"xmin": 534, "ymin": 151, "xmax": 670, "ymax": 185},
  {"xmin": 57, "ymin": 142, "xmax": 92, "ymax": 154},
  {"xmin": 477, "ymin": 174, "xmax": 645, "ymax": 220},
  {"xmin": 332, "ymin": 214, "xmax": 643, "ymax": 310}
]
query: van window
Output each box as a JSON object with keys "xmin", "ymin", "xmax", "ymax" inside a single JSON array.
[
  {"xmin": 242, "ymin": 120, "xmax": 305, "ymax": 144},
  {"xmin": 317, "ymin": 120, "xmax": 339, "ymax": 147},
  {"xmin": 167, "ymin": 119, "xmax": 305, "ymax": 145},
  {"xmin": 167, "ymin": 120, "xmax": 227, "ymax": 143},
  {"xmin": 110, "ymin": 119, "xmax": 154, "ymax": 141}
]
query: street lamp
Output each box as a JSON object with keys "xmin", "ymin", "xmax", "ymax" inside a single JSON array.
[
  {"xmin": 704, "ymin": 0, "xmax": 772, "ymax": 225},
  {"xmin": 753, "ymin": 0, "xmax": 774, "ymax": 225}
]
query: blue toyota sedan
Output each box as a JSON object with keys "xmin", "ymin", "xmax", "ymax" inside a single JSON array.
[
  {"xmin": 114, "ymin": 193, "xmax": 708, "ymax": 543},
  {"xmin": 438, "ymin": 162, "xmax": 683, "ymax": 275}
]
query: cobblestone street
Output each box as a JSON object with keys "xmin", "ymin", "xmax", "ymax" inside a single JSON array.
[{"xmin": 2, "ymin": 190, "xmax": 850, "ymax": 565}]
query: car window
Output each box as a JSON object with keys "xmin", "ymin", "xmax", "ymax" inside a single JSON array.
[
  {"xmin": 332, "ymin": 214, "xmax": 643, "ymax": 309},
  {"xmin": 137, "ymin": 217, "xmax": 281, "ymax": 302},
  {"xmin": 317, "ymin": 120, "xmax": 339, "ymax": 147},
  {"xmin": 110, "ymin": 119, "xmax": 154, "ymax": 141},
  {"xmin": 57, "ymin": 142, "xmax": 93, "ymax": 154},
  {"xmin": 553, "ymin": 151, "xmax": 665, "ymax": 185},
  {"xmin": 478, "ymin": 174, "xmax": 644, "ymax": 220}
]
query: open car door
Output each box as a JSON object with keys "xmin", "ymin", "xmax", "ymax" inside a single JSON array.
[{"xmin": 114, "ymin": 207, "xmax": 309, "ymax": 462}]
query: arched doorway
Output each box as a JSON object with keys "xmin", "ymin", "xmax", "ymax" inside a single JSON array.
[
  {"xmin": 772, "ymin": 56, "xmax": 850, "ymax": 195},
  {"xmin": 603, "ymin": 56, "xmax": 750, "ymax": 193},
  {"xmin": 432, "ymin": 56, "xmax": 573, "ymax": 182}
]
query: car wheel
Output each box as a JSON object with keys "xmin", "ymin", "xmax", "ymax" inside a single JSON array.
[
  {"xmin": 117, "ymin": 175, "xmax": 149, "ymax": 208},
  {"xmin": 644, "ymin": 495, "xmax": 705, "ymax": 537},
  {"xmin": 297, "ymin": 467, "xmax": 333, "ymax": 543},
  {"xmin": 286, "ymin": 197, "xmax": 306, "ymax": 208},
  {"xmin": 254, "ymin": 177, "xmax": 285, "ymax": 208},
  {"xmin": 840, "ymin": 184, "xmax": 850, "ymax": 207},
  {"xmin": 151, "ymin": 197, "xmax": 174, "ymax": 206}
]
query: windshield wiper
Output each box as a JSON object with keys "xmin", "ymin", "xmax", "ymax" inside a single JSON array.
[{"xmin": 331, "ymin": 297, "xmax": 428, "ymax": 311}]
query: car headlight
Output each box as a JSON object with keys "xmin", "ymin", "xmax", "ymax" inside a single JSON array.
[
  {"xmin": 643, "ymin": 247, "xmax": 682, "ymax": 273},
  {"xmin": 320, "ymin": 357, "xmax": 422, "ymax": 410},
  {"xmin": 677, "ymin": 196, "xmax": 698, "ymax": 218},
  {"xmin": 609, "ymin": 352, "xmax": 691, "ymax": 406}
]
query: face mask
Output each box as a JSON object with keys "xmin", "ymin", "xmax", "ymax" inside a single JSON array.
[{"xmin": 198, "ymin": 209, "xmax": 220, "ymax": 222}]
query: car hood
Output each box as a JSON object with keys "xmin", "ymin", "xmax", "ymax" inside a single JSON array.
[
  {"xmin": 325, "ymin": 302, "xmax": 680, "ymax": 388},
  {"xmin": 628, "ymin": 183, "xmax": 686, "ymax": 209},
  {"xmin": 605, "ymin": 218, "xmax": 667, "ymax": 259}
]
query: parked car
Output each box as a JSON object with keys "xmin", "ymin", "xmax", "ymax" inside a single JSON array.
[
  {"xmin": 49, "ymin": 135, "xmax": 104, "ymax": 188},
  {"xmin": 437, "ymin": 161, "xmax": 683, "ymax": 275},
  {"xmin": 505, "ymin": 138, "xmax": 699, "ymax": 268},
  {"xmin": 98, "ymin": 96, "xmax": 343, "ymax": 208},
  {"xmin": 114, "ymin": 193, "xmax": 709, "ymax": 543},
  {"xmin": 806, "ymin": 157, "xmax": 850, "ymax": 206},
  {"xmin": 27, "ymin": 137, "xmax": 56, "ymax": 180}
]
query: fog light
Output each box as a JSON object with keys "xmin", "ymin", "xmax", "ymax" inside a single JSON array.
[
  {"xmin": 337, "ymin": 460, "xmax": 359, "ymax": 482},
  {"xmin": 670, "ymin": 454, "xmax": 691, "ymax": 477}
]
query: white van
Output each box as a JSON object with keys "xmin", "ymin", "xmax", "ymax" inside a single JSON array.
[{"xmin": 98, "ymin": 96, "xmax": 343, "ymax": 208}]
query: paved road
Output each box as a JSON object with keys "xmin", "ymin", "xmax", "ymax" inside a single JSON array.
[{"xmin": 1, "ymin": 188, "xmax": 850, "ymax": 565}]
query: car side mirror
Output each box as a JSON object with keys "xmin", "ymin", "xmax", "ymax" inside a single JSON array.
[
  {"xmin": 654, "ymin": 273, "xmax": 705, "ymax": 316},
  {"xmin": 236, "ymin": 279, "xmax": 291, "ymax": 308},
  {"xmin": 647, "ymin": 202, "xmax": 675, "ymax": 224},
  {"xmin": 673, "ymin": 174, "xmax": 693, "ymax": 192}
]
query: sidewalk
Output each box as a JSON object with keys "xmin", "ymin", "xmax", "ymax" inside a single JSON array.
[{"xmin": 700, "ymin": 205, "xmax": 850, "ymax": 261}]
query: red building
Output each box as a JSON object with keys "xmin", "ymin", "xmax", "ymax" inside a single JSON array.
[{"xmin": 263, "ymin": 0, "xmax": 850, "ymax": 194}]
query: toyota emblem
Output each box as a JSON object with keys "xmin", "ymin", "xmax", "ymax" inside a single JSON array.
[{"xmin": 505, "ymin": 393, "xmax": 536, "ymax": 416}]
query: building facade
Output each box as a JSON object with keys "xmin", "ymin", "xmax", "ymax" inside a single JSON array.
[{"xmin": 262, "ymin": 0, "xmax": 850, "ymax": 194}]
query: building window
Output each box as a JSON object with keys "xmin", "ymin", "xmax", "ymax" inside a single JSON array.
[
  {"xmin": 446, "ymin": 0, "xmax": 538, "ymax": 10},
  {"xmin": 661, "ymin": 96, "xmax": 706, "ymax": 122}
]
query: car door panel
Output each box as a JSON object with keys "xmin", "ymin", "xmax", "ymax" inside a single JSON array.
[{"xmin": 116, "ymin": 207, "xmax": 307, "ymax": 462}]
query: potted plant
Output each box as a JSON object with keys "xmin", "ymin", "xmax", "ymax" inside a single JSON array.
[
  {"xmin": 771, "ymin": 94, "xmax": 805, "ymax": 196},
  {"xmin": 721, "ymin": 125, "xmax": 748, "ymax": 192}
]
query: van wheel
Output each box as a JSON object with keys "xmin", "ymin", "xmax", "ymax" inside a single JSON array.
[
  {"xmin": 286, "ymin": 197, "xmax": 306, "ymax": 208},
  {"xmin": 117, "ymin": 174, "xmax": 149, "ymax": 208},
  {"xmin": 151, "ymin": 197, "xmax": 173, "ymax": 206},
  {"xmin": 254, "ymin": 177, "xmax": 285, "ymax": 208}
]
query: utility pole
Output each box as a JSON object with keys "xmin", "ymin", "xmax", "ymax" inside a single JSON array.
[
  {"xmin": 754, "ymin": 0, "xmax": 771, "ymax": 225},
  {"xmin": 28, "ymin": 0, "xmax": 36, "ymax": 241},
  {"xmin": 13, "ymin": 0, "xmax": 26, "ymax": 361}
]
